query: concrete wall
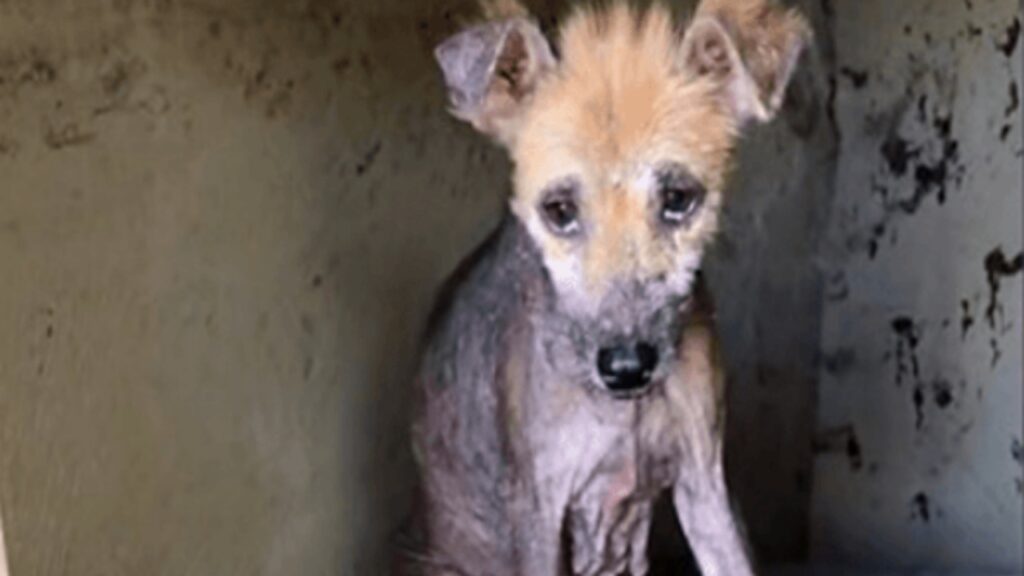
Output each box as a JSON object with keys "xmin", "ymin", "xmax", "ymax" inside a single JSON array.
[
  {"xmin": 0, "ymin": 1, "xmax": 507, "ymax": 574},
  {"xmin": 813, "ymin": 0, "xmax": 1023, "ymax": 571}
]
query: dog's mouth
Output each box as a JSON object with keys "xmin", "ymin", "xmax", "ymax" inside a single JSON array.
[{"xmin": 605, "ymin": 380, "xmax": 660, "ymax": 400}]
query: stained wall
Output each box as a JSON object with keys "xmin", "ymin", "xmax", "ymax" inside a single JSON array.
[{"xmin": 812, "ymin": 0, "xmax": 1023, "ymax": 570}]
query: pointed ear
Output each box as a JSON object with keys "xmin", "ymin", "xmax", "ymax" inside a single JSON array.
[
  {"xmin": 681, "ymin": 0, "xmax": 811, "ymax": 125},
  {"xmin": 434, "ymin": 16, "xmax": 555, "ymax": 147}
]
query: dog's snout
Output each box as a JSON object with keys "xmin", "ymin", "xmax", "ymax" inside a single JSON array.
[{"xmin": 596, "ymin": 342, "xmax": 659, "ymax": 395}]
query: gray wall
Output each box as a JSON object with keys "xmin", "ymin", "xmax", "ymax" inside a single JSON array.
[
  {"xmin": 0, "ymin": 1, "xmax": 505, "ymax": 574},
  {"xmin": 812, "ymin": 0, "xmax": 1023, "ymax": 571}
]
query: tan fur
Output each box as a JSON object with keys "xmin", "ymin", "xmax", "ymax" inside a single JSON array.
[
  {"xmin": 511, "ymin": 2, "xmax": 738, "ymax": 294},
  {"xmin": 696, "ymin": 0, "xmax": 811, "ymax": 115}
]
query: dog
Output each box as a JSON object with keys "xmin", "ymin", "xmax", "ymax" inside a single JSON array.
[{"xmin": 404, "ymin": 1, "xmax": 809, "ymax": 574}]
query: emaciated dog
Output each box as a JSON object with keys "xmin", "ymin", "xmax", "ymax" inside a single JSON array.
[{"xmin": 405, "ymin": 1, "xmax": 809, "ymax": 574}]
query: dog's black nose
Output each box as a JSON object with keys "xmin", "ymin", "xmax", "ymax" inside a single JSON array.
[{"xmin": 596, "ymin": 342, "xmax": 659, "ymax": 394}]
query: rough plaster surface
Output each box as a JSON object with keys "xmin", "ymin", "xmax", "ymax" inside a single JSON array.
[
  {"xmin": 813, "ymin": 0, "xmax": 1023, "ymax": 571},
  {"xmin": 0, "ymin": 1, "xmax": 506, "ymax": 574}
]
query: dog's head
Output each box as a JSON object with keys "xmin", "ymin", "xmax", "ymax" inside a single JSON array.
[{"xmin": 435, "ymin": 0, "xmax": 809, "ymax": 395}]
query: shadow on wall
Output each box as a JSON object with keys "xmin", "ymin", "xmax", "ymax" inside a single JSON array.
[{"xmin": 697, "ymin": 0, "xmax": 838, "ymax": 564}]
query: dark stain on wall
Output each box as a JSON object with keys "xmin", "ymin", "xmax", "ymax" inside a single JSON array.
[
  {"xmin": 839, "ymin": 66, "xmax": 868, "ymax": 89},
  {"xmin": 1006, "ymin": 81, "xmax": 1019, "ymax": 117},
  {"xmin": 1000, "ymin": 81, "xmax": 1018, "ymax": 141},
  {"xmin": 990, "ymin": 337, "xmax": 1002, "ymax": 367},
  {"xmin": 857, "ymin": 90, "xmax": 967, "ymax": 259},
  {"xmin": 891, "ymin": 316, "xmax": 921, "ymax": 387},
  {"xmin": 894, "ymin": 101, "xmax": 962, "ymax": 212},
  {"xmin": 44, "ymin": 123, "xmax": 96, "ymax": 150},
  {"xmin": 959, "ymin": 298, "xmax": 974, "ymax": 338},
  {"xmin": 845, "ymin": 429, "xmax": 863, "ymax": 471},
  {"xmin": 890, "ymin": 316, "xmax": 940, "ymax": 430},
  {"xmin": 881, "ymin": 131, "xmax": 917, "ymax": 178},
  {"xmin": 995, "ymin": 17, "xmax": 1021, "ymax": 57},
  {"xmin": 909, "ymin": 113, "xmax": 961, "ymax": 208},
  {"xmin": 912, "ymin": 384, "xmax": 926, "ymax": 429},
  {"xmin": 932, "ymin": 378, "xmax": 953, "ymax": 409},
  {"xmin": 0, "ymin": 51, "xmax": 58, "ymax": 93},
  {"xmin": 910, "ymin": 491, "xmax": 931, "ymax": 522},
  {"xmin": 867, "ymin": 222, "xmax": 886, "ymax": 260},
  {"xmin": 356, "ymin": 140, "xmax": 383, "ymax": 176},
  {"xmin": 963, "ymin": 21, "xmax": 983, "ymax": 40},
  {"xmin": 983, "ymin": 247, "xmax": 1023, "ymax": 331},
  {"xmin": 93, "ymin": 58, "xmax": 147, "ymax": 116},
  {"xmin": 812, "ymin": 424, "xmax": 863, "ymax": 472}
]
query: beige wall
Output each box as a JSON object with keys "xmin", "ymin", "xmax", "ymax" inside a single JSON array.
[{"xmin": 0, "ymin": 1, "xmax": 506, "ymax": 573}]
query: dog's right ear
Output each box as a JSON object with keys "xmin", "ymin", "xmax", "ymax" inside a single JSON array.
[
  {"xmin": 680, "ymin": 0, "xmax": 810, "ymax": 126},
  {"xmin": 434, "ymin": 15, "xmax": 555, "ymax": 148}
]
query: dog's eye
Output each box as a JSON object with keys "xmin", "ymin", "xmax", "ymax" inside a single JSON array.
[
  {"xmin": 657, "ymin": 169, "xmax": 705, "ymax": 226},
  {"xmin": 539, "ymin": 184, "xmax": 581, "ymax": 236}
]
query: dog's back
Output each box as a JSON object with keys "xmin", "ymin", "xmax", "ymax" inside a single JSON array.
[{"xmin": 403, "ymin": 217, "xmax": 547, "ymax": 575}]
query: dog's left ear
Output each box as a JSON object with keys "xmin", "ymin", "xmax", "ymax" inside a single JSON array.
[
  {"xmin": 434, "ymin": 13, "xmax": 555, "ymax": 148},
  {"xmin": 681, "ymin": 0, "xmax": 811, "ymax": 125}
]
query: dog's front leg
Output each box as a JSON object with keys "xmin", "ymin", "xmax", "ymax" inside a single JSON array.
[
  {"xmin": 514, "ymin": 515, "xmax": 565, "ymax": 576},
  {"xmin": 672, "ymin": 462, "xmax": 755, "ymax": 576},
  {"xmin": 666, "ymin": 307, "xmax": 756, "ymax": 576},
  {"xmin": 504, "ymin": 482, "xmax": 570, "ymax": 576},
  {"xmin": 627, "ymin": 501, "xmax": 653, "ymax": 576}
]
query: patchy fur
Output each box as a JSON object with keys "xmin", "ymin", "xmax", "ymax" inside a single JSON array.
[{"xmin": 413, "ymin": 1, "xmax": 809, "ymax": 575}]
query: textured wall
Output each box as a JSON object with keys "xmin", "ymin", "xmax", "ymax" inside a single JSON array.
[
  {"xmin": 0, "ymin": 1, "xmax": 506, "ymax": 574},
  {"xmin": 813, "ymin": 0, "xmax": 1023, "ymax": 571}
]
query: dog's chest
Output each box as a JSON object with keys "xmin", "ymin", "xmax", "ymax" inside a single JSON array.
[{"xmin": 558, "ymin": 404, "xmax": 680, "ymax": 575}]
